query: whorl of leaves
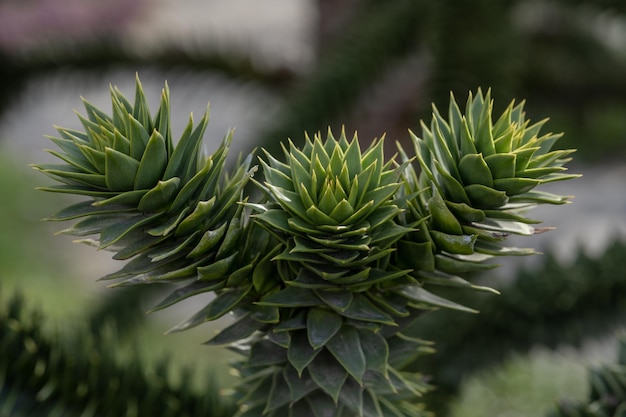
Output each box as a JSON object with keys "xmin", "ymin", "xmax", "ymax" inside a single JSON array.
[{"xmin": 33, "ymin": 79, "xmax": 578, "ymax": 416}]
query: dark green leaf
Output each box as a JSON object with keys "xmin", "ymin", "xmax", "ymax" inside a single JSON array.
[
  {"xmin": 258, "ymin": 286, "xmax": 321, "ymax": 308},
  {"xmin": 338, "ymin": 379, "xmax": 364, "ymax": 417},
  {"xmin": 91, "ymin": 189, "xmax": 148, "ymax": 206},
  {"xmin": 399, "ymin": 285, "xmax": 477, "ymax": 313},
  {"xmin": 430, "ymin": 230, "xmax": 477, "ymax": 255},
  {"xmin": 251, "ymin": 305, "xmax": 279, "ymax": 324},
  {"xmin": 288, "ymin": 331, "xmax": 320, "ymax": 375},
  {"xmin": 168, "ymin": 286, "xmax": 252, "ymax": 332},
  {"xmin": 284, "ymin": 366, "xmax": 317, "ymax": 403},
  {"xmin": 147, "ymin": 206, "xmax": 189, "ymax": 236},
  {"xmin": 35, "ymin": 165, "xmax": 107, "ymax": 189},
  {"xmin": 112, "ymin": 232, "xmax": 168, "ymax": 260},
  {"xmin": 428, "ymin": 187, "xmax": 463, "ymax": 235},
  {"xmin": 433, "ymin": 159, "xmax": 471, "ymax": 204},
  {"xmin": 493, "ymin": 177, "xmax": 540, "ymax": 196},
  {"xmin": 306, "ymin": 205, "xmax": 338, "ymax": 226},
  {"xmin": 306, "ymin": 392, "xmax": 338, "ymax": 417},
  {"xmin": 326, "ymin": 326, "xmax": 366, "ymax": 384},
  {"xmin": 445, "ymin": 201, "xmax": 485, "ymax": 223},
  {"xmin": 137, "ymin": 177, "xmax": 180, "ymax": 212},
  {"xmin": 175, "ymin": 198, "xmax": 216, "ymax": 236},
  {"xmin": 148, "ymin": 231, "xmax": 201, "ymax": 262},
  {"xmin": 435, "ymin": 254, "xmax": 498, "ymax": 274},
  {"xmin": 197, "ymin": 252, "xmax": 239, "ymax": 280},
  {"xmin": 308, "ymin": 351, "xmax": 348, "ymax": 404},
  {"xmin": 148, "ymin": 280, "xmax": 221, "ymax": 312},
  {"xmin": 134, "ymin": 130, "xmax": 168, "ymax": 189},
  {"xmin": 246, "ymin": 339, "xmax": 286, "ymax": 368},
  {"xmin": 341, "ymin": 294, "xmax": 396, "ymax": 326},
  {"xmin": 57, "ymin": 213, "xmax": 122, "ymax": 236},
  {"xmin": 45, "ymin": 200, "xmax": 133, "ymax": 221},
  {"xmin": 265, "ymin": 371, "xmax": 292, "ymax": 413},
  {"xmin": 168, "ymin": 158, "xmax": 213, "ymax": 213},
  {"xmin": 128, "ymin": 114, "xmax": 151, "ymax": 160},
  {"xmin": 204, "ymin": 312, "xmax": 265, "ymax": 345},
  {"xmin": 99, "ymin": 212, "xmax": 163, "ymax": 248},
  {"xmin": 316, "ymin": 290, "xmax": 353, "ymax": 312},
  {"xmin": 252, "ymin": 246, "xmax": 281, "ymax": 294},
  {"xmin": 464, "ymin": 183, "xmax": 509, "ymax": 209},
  {"xmin": 484, "ymin": 153, "xmax": 515, "ymax": 179},
  {"xmin": 273, "ymin": 311, "xmax": 307, "ymax": 333},
  {"xmin": 104, "ymin": 147, "xmax": 140, "ymax": 191},
  {"xmin": 328, "ymin": 199, "xmax": 355, "ymax": 223},
  {"xmin": 458, "ymin": 153, "xmax": 494, "ymax": 187},
  {"xmin": 359, "ymin": 331, "xmax": 389, "ymax": 377},
  {"xmin": 162, "ymin": 108, "xmax": 208, "ymax": 180},
  {"xmin": 255, "ymin": 209, "xmax": 291, "ymax": 234},
  {"xmin": 397, "ymin": 240, "xmax": 435, "ymax": 272},
  {"xmin": 187, "ymin": 222, "xmax": 228, "ymax": 258},
  {"xmin": 216, "ymin": 216, "xmax": 242, "ymax": 258},
  {"xmin": 307, "ymin": 308, "xmax": 343, "ymax": 350}
]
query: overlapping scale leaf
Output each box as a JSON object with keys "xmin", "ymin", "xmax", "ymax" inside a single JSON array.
[
  {"xmin": 34, "ymin": 76, "xmax": 264, "ymax": 332},
  {"xmin": 34, "ymin": 82, "xmax": 580, "ymax": 417},
  {"xmin": 251, "ymin": 128, "xmax": 411, "ymax": 292},
  {"xmin": 237, "ymin": 129, "xmax": 440, "ymax": 415},
  {"xmin": 396, "ymin": 89, "xmax": 579, "ymax": 296},
  {"xmin": 227, "ymin": 318, "xmax": 433, "ymax": 417}
]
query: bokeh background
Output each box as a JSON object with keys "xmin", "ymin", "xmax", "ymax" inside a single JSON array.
[{"xmin": 1, "ymin": 0, "xmax": 626, "ymax": 415}]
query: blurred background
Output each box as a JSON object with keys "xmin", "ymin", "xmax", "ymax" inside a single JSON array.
[{"xmin": 1, "ymin": 0, "xmax": 626, "ymax": 415}]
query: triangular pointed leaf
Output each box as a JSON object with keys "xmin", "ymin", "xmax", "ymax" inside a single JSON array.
[
  {"xmin": 288, "ymin": 330, "xmax": 320, "ymax": 375},
  {"xmin": 307, "ymin": 307, "xmax": 343, "ymax": 350},
  {"xmin": 104, "ymin": 147, "xmax": 140, "ymax": 191},
  {"xmin": 168, "ymin": 285, "xmax": 252, "ymax": 333},
  {"xmin": 326, "ymin": 326, "xmax": 366, "ymax": 384},
  {"xmin": 137, "ymin": 177, "xmax": 180, "ymax": 212},
  {"xmin": 134, "ymin": 130, "xmax": 168, "ymax": 189},
  {"xmin": 204, "ymin": 312, "xmax": 265, "ymax": 345},
  {"xmin": 308, "ymin": 351, "xmax": 348, "ymax": 404}
]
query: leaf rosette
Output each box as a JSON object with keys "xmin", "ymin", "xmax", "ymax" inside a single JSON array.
[
  {"xmin": 251, "ymin": 128, "xmax": 413, "ymax": 291},
  {"xmin": 33, "ymin": 76, "xmax": 263, "ymax": 330},
  {"xmin": 33, "ymin": 81, "xmax": 581, "ymax": 417},
  {"xmin": 396, "ymin": 89, "xmax": 580, "ymax": 290},
  {"xmin": 231, "ymin": 129, "xmax": 436, "ymax": 417}
]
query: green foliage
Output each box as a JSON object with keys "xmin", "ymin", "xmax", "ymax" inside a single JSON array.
[
  {"xmin": 0, "ymin": 287, "xmax": 236, "ymax": 417},
  {"xmin": 32, "ymin": 78, "xmax": 578, "ymax": 416},
  {"xmin": 412, "ymin": 239, "xmax": 626, "ymax": 396},
  {"xmin": 549, "ymin": 335, "xmax": 626, "ymax": 417}
]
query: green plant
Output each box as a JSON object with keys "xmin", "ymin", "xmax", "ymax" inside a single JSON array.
[
  {"xmin": 549, "ymin": 335, "xmax": 626, "ymax": 417},
  {"xmin": 0, "ymin": 287, "xmax": 237, "ymax": 417},
  {"xmin": 410, "ymin": 238, "xmax": 626, "ymax": 415},
  {"xmin": 32, "ymin": 77, "xmax": 578, "ymax": 416}
]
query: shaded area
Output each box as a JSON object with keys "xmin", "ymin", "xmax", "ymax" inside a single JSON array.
[
  {"xmin": 408, "ymin": 239, "xmax": 626, "ymax": 415},
  {"xmin": 0, "ymin": 288, "xmax": 237, "ymax": 417}
]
